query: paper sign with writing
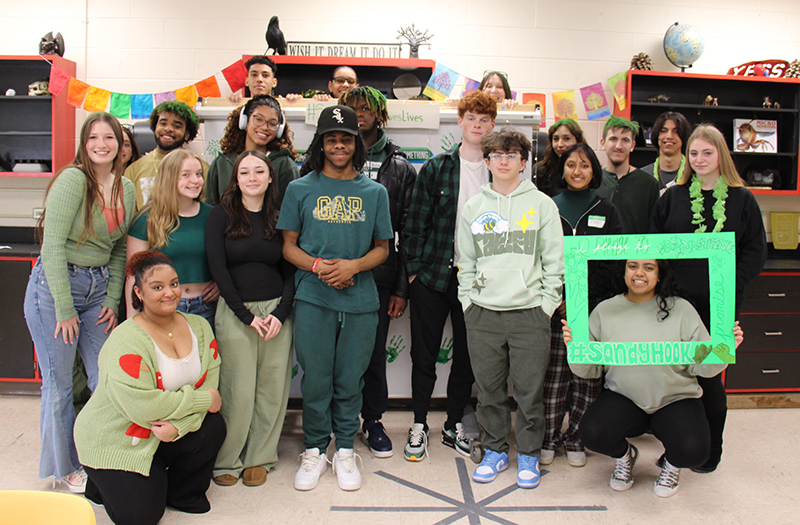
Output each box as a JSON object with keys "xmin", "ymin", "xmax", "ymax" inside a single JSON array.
[
  {"xmin": 564, "ymin": 233, "xmax": 736, "ymax": 365},
  {"xmin": 287, "ymin": 42, "xmax": 402, "ymax": 59},
  {"xmin": 305, "ymin": 100, "xmax": 441, "ymax": 130}
]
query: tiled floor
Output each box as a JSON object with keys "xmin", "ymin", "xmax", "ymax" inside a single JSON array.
[{"xmin": 1, "ymin": 395, "xmax": 797, "ymax": 525}]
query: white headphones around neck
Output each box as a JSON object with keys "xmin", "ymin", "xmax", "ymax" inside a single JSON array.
[{"xmin": 239, "ymin": 106, "xmax": 286, "ymax": 140}]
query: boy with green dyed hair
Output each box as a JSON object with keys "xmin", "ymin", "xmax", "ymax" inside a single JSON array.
[
  {"xmin": 339, "ymin": 86, "xmax": 417, "ymax": 459},
  {"xmin": 596, "ymin": 116, "xmax": 660, "ymax": 234}
]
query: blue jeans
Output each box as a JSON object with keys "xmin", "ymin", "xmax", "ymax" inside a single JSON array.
[
  {"xmin": 178, "ymin": 295, "xmax": 216, "ymax": 332},
  {"xmin": 23, "ymin": 258, "xmax": 111, "ymax": 479}
]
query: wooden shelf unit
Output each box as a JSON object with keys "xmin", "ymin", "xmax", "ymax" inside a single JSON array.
[
  {"xmin": 247, "ymin": 55, "xmax": 436, "ymax": 100},
  {"xmin": 0, "ymin": 55, "xmax": 76, "ymax": 178},
  {"xmin": 622, "ymin": 70, "xmax": 800, "ymax": 195}
]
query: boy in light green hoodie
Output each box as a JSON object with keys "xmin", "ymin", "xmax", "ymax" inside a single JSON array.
[{"xmin": 457, "ymin": 128, "xmax": 564, "ymax": 489}]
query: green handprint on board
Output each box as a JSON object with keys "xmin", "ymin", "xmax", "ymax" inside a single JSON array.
[
  {"xmin": 386, "ymin": 334, "xmax": 406, "ymax": 363},
  {"xmin": 437, "ymin": 337, "xmax": 453, "ymax": 364},
  {"xmin": 693, "ymin": 343, "xmax": 735, "ymax": 364},
  {"xmin": 441, "ymin": 132, "xmax": 457, "ymax": 152}
]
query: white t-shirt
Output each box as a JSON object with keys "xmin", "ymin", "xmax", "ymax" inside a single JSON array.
[
  {"xmin": 455, "ymin": 154, "xmax": 489, "ymax": 263},
  {"xmin": 153, "ymin": 329, "xmax": 202, "ymax": 392}
]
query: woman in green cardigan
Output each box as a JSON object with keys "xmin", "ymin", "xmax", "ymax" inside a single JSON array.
[
  {"xmin": 24, "ymin": 112, "xmax": 135, "ymax": 492},
  {"xmin": 75, "ymin": 251, "xmax": 225, "ymax": 525}
]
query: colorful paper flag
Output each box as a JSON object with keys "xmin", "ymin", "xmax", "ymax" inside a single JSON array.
[
  {"xmin": 195, "ymin": 75, "xmax": 221, "ymax": 98},
  {"xmin": 154, "ymin": 91, "xmax": 177, "ymax": 106},
  {"xmin": 109, "ymin": 92, "xmax": 131, "ymax": 119},
  {"xmin": 48, "ymin": 66, "xmax": 70, "ymax": 96},
  {"xmin": 607, "ymin": 71, "xmax": 628, "ymax": 111},
  {"xmin": 83, "ymin": 86, "xmax": 111, "ymax": 112},
  {"xmin": 131, "ymin": 94, "xmax": 153, "ymax": 119},
  {"xmin": 175, "ymin": 85, "xmax": 198, "ymax": 107},
  {"xmin": 580, "ymin": 83, "xmax": 611, "ymax": 121},
  {"xmin": 67, "ymin": 78, "xmax": 90, "ymax": 108},
  {"xmin": 552, "ymin": 90, "xmax": 578, "ymax": 121},
  {"xmin": 522, "ymin": 93, "xmax": 547, "ymax": 128},
  {"xmin": 222, "ymin": 60, "xmax": 247, "ymax": 93},
  {"xmin": 423, "ymin": 64, "xmax": 461, "ymax": 101},
  {"xmin": 460, "ymin": 77, "xmax": 480, "ymax": 97}
]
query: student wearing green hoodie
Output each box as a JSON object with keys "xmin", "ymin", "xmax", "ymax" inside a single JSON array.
[{"xmin": 457, "ymin": 128, "xmax": 564, "ymax": 489}]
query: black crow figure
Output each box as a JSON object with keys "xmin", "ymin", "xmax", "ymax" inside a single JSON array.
[{"xmin": 266, "ymin": 16, "xmax": 287, "ymax": 55}]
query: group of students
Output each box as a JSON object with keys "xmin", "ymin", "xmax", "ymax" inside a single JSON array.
[{"xmin": 23, "ymin": 69, "xmax": 767, "ymax": 524}]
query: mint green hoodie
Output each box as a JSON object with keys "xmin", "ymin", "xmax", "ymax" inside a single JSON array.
[{"xmin": 457, "ymin": 179, "xmax": 564, "ymax": 315}]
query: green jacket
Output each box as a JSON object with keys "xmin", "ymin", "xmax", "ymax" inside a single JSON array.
[
  {"xmin": 74, "ymin": 313, "xmax": 220, "ymax": 476},
  {"xmin": 206, "ymin": 149, "xmax": 299, "ymax": 206},
  {"xmin": 41, "ymin": 168, "xmax": 135, "ymax": 320}
]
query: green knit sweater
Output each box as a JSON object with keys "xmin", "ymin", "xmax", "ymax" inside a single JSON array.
[
  {"xmin": 40, "ymin": 167, "xmax": 135, "ymax": 321},
  {"xmin": 74, "ymin": 313, "xmax": 220, "ymax": 476}
]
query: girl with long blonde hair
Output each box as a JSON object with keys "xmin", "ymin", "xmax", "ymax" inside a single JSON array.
[
  {"xmin": 653, "ymin": 123, "xmax": 766, "ymax": 473},
  {"xmin": 126, "ymin": 149, "xmax": 219, "ymax": 326}
]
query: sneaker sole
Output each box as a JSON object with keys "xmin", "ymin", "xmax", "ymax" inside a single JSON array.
[
  {"xmin": 338, "ymin": 481, "xmax": 362, "ymax": 491},
  {"xmin": 567, "ymin": 459, "xmax": 587, "ymax": 467},
  {"xmin": 441, "ymin": 437, "xmax": 470, "ymax": 457},
  {"xmin": 473, "ymin": 462, "xmax": 508, "ymax": 483},
  {"xmin": 517, "ymin": 477, "xmax": 540, "ymax": 489},
  {"xmin": 361, "ymin": 434, "xmax": 394, "ymax": 458},
  {"xmin": 404, "ymin": 452, "xmax": 425, "ymax": 462}
]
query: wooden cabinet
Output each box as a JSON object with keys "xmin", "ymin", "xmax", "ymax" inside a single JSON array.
[
  {"xmin": 0, "ymin": 55, "xmax": 76, "ymax": 178},
  {"xmin": 726, "ymin": 272, "xmax": 800, "ymax": 392},
  {"xmin": 254, "ymin": 56, "xmax": 435, "ymax": 99},
  {"xmin": 623, "ymin": 70, "xmax": 800, "ymax": 195},
  {"xmin": 0, "ymin": 254, "xmax": 40, "ymax": 392}
]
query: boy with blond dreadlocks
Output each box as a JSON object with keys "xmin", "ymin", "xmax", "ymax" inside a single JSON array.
[{"xmin": 339, "ymin": 86, "xmax": 417, "ymax": 458}]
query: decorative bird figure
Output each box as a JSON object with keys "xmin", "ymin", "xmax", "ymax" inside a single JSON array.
[{"xmin": 266, "ymin": 16, "xmax": 287, "ymax": 55}]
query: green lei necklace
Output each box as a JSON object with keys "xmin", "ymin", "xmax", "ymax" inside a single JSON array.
[
  {"xmin": 653, "ymin": 155, "xmax": 685, "ymax": 185},
  {"xmin": 689, "ymin": 174, "xmax": 728, "ymax": 233}
]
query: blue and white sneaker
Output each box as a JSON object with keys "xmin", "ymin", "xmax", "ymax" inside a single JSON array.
[
  {"xmin": 362, "ymin": 419, "xmax": 393, "ymax": 458},
  {"xmin": 517, "ymin": 454, "xmax": 541, "ymax": 489},
  {"xmin": 473, "ymin": 450, "xmax": 509, "ymax": 483}
]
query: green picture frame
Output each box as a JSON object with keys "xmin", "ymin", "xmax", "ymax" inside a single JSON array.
[{"xmin": 564, "ymin": 232, "xmax": 736, "ymax": 365}]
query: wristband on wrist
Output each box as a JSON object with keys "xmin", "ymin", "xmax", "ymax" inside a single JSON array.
[{"xmin": 311, "ymin": 257, "xmax": 323, "ymax": 273}]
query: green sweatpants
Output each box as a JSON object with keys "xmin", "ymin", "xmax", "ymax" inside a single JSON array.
[
  {"xmin": 213, "ymin": 297, "xmax": 293, "ymax": 477},
  {"xmin": 294, "ymin": 300, "xmax": 377, "ymax": 450}
]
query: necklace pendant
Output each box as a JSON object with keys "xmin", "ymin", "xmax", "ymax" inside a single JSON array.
[{"xmin": 168, "ymin": 332, "xmax": 173, "ymax": 338}]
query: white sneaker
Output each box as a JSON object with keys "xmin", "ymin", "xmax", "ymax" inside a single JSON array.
[
  {"xmin": 609, "ymin": 444, "xmax": 637, "ymax": 492},
  {"xmin": 540, "ymin": 448, "xmax": 555, "ymax": 465},
  {"xmin": 58, "ymin": 468, "xmax": 87, "ymax": 494},
  {"xmin": 333, "ymin": 448, "xmax": 362, "ymax": 491},
  {"xmin": 654, "ymin": 458, "xmax": 681, "ymax": 498},
  {"xmin": 566, "ymin": 450, "xmax": 587, "ymax": 467},
  {"xmin": 294, "ymin": 448, "xmax": 328, "ymax": 491}
]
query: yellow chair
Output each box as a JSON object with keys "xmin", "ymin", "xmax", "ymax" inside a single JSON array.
[{"xmin": 0, "ymin": 490, "xmax": 96, "ymax": 525}]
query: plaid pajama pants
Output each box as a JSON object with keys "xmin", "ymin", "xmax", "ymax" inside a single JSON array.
[{"xmin": 542, "ymin": 312, "xmax": 602, "ymax": 452}]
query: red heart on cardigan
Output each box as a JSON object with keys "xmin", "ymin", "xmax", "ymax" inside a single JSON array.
[
  {"xmin": 125, "ymin": 423, "xmax": 151, "ymax": 439},
  {"xmin": 194, "ymin": 371, "xmax": 207, "ymax": 388},
  {"xmin": 210, "ymin": 339, "xmax": 218, "ymax": 359},
  {"xmin": 119, "ymin": 354, "xmax": 143, "ymax": 379}
]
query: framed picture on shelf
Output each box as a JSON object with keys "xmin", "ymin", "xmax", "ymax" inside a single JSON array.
[{"xmin": 734, "ymin": 119, "xmax": 777, "ymax": 153}]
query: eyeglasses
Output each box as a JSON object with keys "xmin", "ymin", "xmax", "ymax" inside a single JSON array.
[
  {"xmin": 488, "ymin": 153, "xmax": 522, "ymax": 161},
  {"xmin": 251, "ymin": 114, "xmax": 279, "ymax": 131},
  {"xmin": 483, "ymin": 70, "xmax": 508, "ymax": 80},
  {"xmin": 332, "ymin": 77, "xmax": 358, "ymax": 86}
]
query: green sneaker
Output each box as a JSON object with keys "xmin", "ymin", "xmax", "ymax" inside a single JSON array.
[{"xmin": 404, "ymin": 423, "xmax": 429, "ymax": 462}]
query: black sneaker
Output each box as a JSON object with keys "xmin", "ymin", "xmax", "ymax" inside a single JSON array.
[
  {"xmin": 441, "ymin": 422, "xmax": 470, "ymax": 457},
  {"xmin": 362, "ymin": 420, "xmax": 393, "ymax": 458}
]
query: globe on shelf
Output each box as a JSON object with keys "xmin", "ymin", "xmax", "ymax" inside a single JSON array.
[{"xmin": 663, "ymin": 22, "xmax": 705, "ymax": 72}]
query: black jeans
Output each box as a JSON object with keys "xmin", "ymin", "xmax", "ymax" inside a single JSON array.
[
  {"xmin": 85, "ymin": 412, "xmax": 226, "ymax": 525},
  {"xmin": 579, "ymin": 390, "xmax": 710, "ymax": 468},
  {"xmin": 361, "ymin": 286, "xmax": 392, "ymax": 421},
  {"xmin": 409, "ymin": 272, "xmax": 473, "ymax": 426}
]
